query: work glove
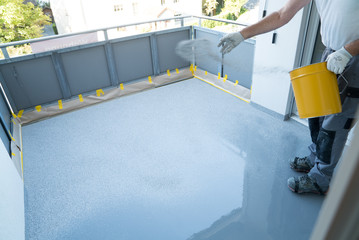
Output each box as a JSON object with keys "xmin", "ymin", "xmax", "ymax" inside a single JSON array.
[
  {"xmin": 326, "ymin": 47, "xmax": 352, "ymax": 74},
  {"xmin": 218, "ymin": 32, "xmax": 244, "ymax": 54}
]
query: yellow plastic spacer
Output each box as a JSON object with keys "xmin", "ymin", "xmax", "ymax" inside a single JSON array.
[
  {"xmin": 58, "ymin": 100, "xmax": 63, "ymax": 109},
  {"xmin": 194, "ymin": 66, "xmax": 197, "ymax": 72},
  {"xmin": 176, "ymin": 68, "xmax": 179, "ymax": 74},
  {"xmin": 148, "ymin": 76, "xmax": 153, "ymax": 83},
  {"xmin": 35, "ymin": 105, "xmax": 42, "ymax": 112},
  {"xmin": 218, "ymin": 73, "xmax": 221, "ymax": 79},
  {"xmin": 11, "ymin": 119, "xmax": 16, "ymax": 125},
  {"xmin": 79, "ymin": 94, "xmax": 84, "ymax": 102},
  {"xmin": 205, "ymin": 71, "xmax": 208, "ymax": 75},
  {"xmin": 12, "ymin": 152, "xmax": 16, "ymax": 157},
  {"xmin": 167, "ymin": 69, "xmax": 171, "ymax": 76},
  {"xmin": 96, "ymin": 89, "xmax": 104, "ymax": 97},
  {"xmin": 234, "ymin": 80, "xmax": 239, "ymax": 86},
  {"xmin": 223, "ymin": 74, "xmax": 228, "ymax": 82},
  {"xmin": 11, "ymin": 112, "xmax": 17, "ymax": 119},
  {"xmin": 120, "ymin": 83, "xmax": 124, "ymax": 90},
  {"xmin": 190, "ymin": 64, "xmax": 194, "ymax": 73},
  {"xmin": 17, "ymin": 110, "xmax": 24, "ymax": 118}
]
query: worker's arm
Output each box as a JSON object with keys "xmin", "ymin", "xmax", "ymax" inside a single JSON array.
[
  {"xmin": 219, "ymin": 0, "xmax": 311, "ymax": 54},
  {"xmin": 241, "ymin": 0, "xmax": 311, "ymax": 39},
  {"xmin": 345, "ymin": 39, "xmax": 359, "ymax": 57}
]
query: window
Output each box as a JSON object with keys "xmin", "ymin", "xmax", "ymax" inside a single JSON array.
[
  {"xmin": 114, "ymin": 4, "xmax": 123, "ymax": 12},
  {"xmin": 161, "ymin": 0, "xmax": 165, "ymax": 5}
]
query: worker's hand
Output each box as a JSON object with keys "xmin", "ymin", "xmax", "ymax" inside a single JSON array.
[
  {"xmin": 326, "ymin": 47, "xmax": 352, "ymax": 74},
  {"xmin": 218, "ymin": 32, "xmax": 244, "ymax": 54}
]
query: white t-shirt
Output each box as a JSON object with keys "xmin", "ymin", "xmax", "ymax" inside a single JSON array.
[{"xmin": 314, "ymin": 0, "xmax": 359, "ymax": 50}]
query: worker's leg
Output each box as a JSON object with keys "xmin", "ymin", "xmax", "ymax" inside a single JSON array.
[
  {"xmin": 288, "ymin": 50, "xmax": 359, "ymax": 194},
  {"xmin": 308, "ymin": 97, "xmax": 358, "ymax": 190}
]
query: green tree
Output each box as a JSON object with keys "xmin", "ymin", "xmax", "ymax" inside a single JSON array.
[
  {"xmin": 220, "ymin": 0, "xmax": 248, "ymax": 20},
  {"xmin": 204, "ymin": 0, "xmax": 218, "ymax": 16},
  {"xmin": 0, "ymin": 0, "xmax": 50, "ymax": 43}
]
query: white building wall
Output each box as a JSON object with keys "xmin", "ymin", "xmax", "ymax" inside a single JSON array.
[
  {"xmin": 250, "ymin": 0, "xmax": 305, "ymax": 117},
  {"xmin": 0, "ymin": 142, "xmax": 25, "ymax": 240},
  {"xmin": 50, "ymin": 0, "xmax": 203, "ymax": 34}
]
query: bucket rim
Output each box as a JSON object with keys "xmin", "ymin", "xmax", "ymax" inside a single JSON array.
[{"xmin": 289, "ymin": 61, "xmax": 327, "ymax": 74}]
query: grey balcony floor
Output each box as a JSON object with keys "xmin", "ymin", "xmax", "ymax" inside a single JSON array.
[{"xmin": 22, "ymin": 78, "xmax": 324, "ymax": 240}]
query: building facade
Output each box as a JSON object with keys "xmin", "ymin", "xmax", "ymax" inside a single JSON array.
[{"xmin": 49, "ymin": 0, "xmax": 203, "ymax": 34}]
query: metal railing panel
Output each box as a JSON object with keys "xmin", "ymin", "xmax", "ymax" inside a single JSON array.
[
  {"xmin": 112, "ymin": 37, "xmax": 154, "ymax": 83},
  {"xmin": 60, "ymin": 45, "xmax": 112, "ymax": 96},
  {"xmin": 194, "ymin": 27, "xmax": 222, "ymax": 75},
  {"xmin": 0, "ymin": 56, "xmax": 62, "ymax": 110},
  {"xmin": 156, "ymin": 29, "xmax": 191, "ymax": 72}
]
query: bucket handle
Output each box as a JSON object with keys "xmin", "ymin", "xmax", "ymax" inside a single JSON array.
[{"xmin": 339, "ymin": 70, "xmax": 349, "ymax": 94}]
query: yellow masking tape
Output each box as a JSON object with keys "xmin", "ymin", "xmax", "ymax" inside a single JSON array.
[
  {"xmin": 17, "ymin": 110, "xmax": 24, "ymax": 118},
  {"xmin": 120, "ymin": 83, "xmax": 124, "ymax": 90},
  {"xmin": 176, "ymin": 68, "xmax": 179, "ymax": 74},
  {"xmin": 234, "ymin": 80, "xmax": 239, "ymax": 86},
  {"xmin": 194, "ymin": 76, "xmax": 250, "ymax": 103},
  {"xmin": 35, "ymin": 105, "xmax": 42, "ymax": 112},
  {"xmin": 58, "ymin": 100, "xmax": 63, "ymax": 109},
  {"xmin": 12, "ymin": 119, "xmax": 16, "ymax": 125},
  {"xmin": 8, "ymin": 130, "xmax": 15, "ymax": 141},
  {"xmin": 79, "ymin": 94, "xmax": 84, "ymax": 102},
  {"xmin": 167, "ymin": 69, "xmax": 171, "ymax": 76},
  {"xmin": 96, "ymin": 89, "xmax": 104, "ymax": 97},
  {"xmin": 12, "ymin": 152, "xmax": 16, "ymax": 157},
  {"xmin": 12, "ymin": 112, "xmax": 17, "ymax": 119},
  {"xmin": 148, "ymin": 76, "xmax": 153, "ymax": 83}
]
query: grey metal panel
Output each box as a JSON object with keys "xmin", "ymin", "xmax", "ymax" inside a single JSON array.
[
  {"xmin": 61, "ymin": 46, "xmax": 112, "ymax": 95},
  {"xmin": 194, "ymin": 29, "xmax": 222, "ymax": 75},
  {"xmin": 0, "ymin": 56, "xmax": 62, "ymax": 110},
  {"xmin": 222, "ymin": 40, "xmax": 255, "ymax": 89},
  {"xmin": 156, "ymin": 30, "xmax": 190, "ymax": 73},
  {"xmin": 112, "ymin": 37, "xmax": 154, "ymax": 83}
]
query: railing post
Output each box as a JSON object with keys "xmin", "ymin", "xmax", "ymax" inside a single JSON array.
[
  {"xmin": 51, "ymin": 52, "xmax": 72, "ymax": 99},
  {"xmin": 104, "ymin": 42, "xmax": 119, "ymax": 86},
  {"xmin": 1, "ymin": 47, "xmax": 10, "ymax": 59},
  {"xmin": 150, "ymin": 34, "xmax": 160, "ymax": 76}
]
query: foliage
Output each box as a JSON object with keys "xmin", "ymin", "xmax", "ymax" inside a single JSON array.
[
  {"xmin": 202, "ymin": 0, "xmax": 248, "ymax": 29},
  {"xmin": 204, "ymin": 0, "xmax": 218, "ymax": 16},
  {"xmin": 0, "ymin": 0, "xmax": 51, "ymax": 43}
]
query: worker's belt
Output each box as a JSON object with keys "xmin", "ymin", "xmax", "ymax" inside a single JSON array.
[{"xmin": 347, "ymin": 87, "xmax": 359, "ymax": 98}]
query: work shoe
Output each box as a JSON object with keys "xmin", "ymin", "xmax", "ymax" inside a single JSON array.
[
  {"xmin": 289, "ymin": 156, "xmax": 313, "ymax": 173},
  {"xmin": 287, "ymin": 174, "xmax": 327, "ymax": 195}
]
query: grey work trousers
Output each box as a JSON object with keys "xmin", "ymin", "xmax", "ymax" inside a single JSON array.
[{"xmin": 307, "ymin": 48, "xmax": 359, "ymax": 190}]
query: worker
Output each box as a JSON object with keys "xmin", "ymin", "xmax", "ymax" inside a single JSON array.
[{"xmin": 218, "ymin": 0, "xmax": 359, "ymax": 195}]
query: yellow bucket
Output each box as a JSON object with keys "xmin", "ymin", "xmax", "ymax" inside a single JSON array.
[{"xmin": 290, "ymin": 62, "xmax": 342, "ymax": 118}]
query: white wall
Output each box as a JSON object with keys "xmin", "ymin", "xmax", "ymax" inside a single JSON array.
[
  {"xmin": 0, "ymin": 141, "xmax": 25, "ymax": 239},
  {"xmin": 50, "ymin": 0, "xmax": 203, "ymax": 34},
  {"xmin": 250, "ymin": 0, "xmax": 305, "ymax": 117}
]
